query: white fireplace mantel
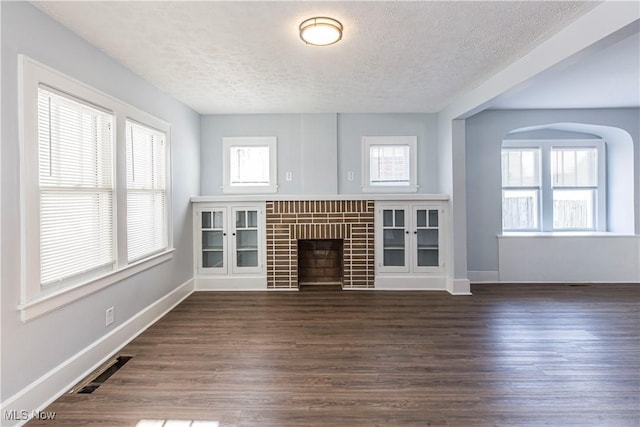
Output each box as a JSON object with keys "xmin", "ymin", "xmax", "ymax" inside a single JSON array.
[{"xmin": 191, "ymin": 193, "xmax": 449, "ymax": 203}]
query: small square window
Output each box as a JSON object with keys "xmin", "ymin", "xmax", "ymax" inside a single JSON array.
[
  {"xmin": 223, "ymin": 137, "xmax": 277, "ymax": 194},
  {"xmin": 362, "ymin": 136, "xmax": 417, "ymax": 193}
]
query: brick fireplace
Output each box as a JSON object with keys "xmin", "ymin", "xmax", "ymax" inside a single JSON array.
[{"xmin": 265, "ymin": 200, "xmax": 375, "ymax": 289}]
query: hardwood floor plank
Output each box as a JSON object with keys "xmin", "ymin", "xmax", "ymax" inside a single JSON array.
[{"xmin": 27, "ymin": 284, "xmax": 640, "ymax": 426}]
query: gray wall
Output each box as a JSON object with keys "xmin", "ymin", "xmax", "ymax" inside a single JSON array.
[
  {"xmin": 465, "ymin": 108, "xmax": 639, "ymax": 273},
  {"xmin": 1, "ymin": 2, "xmax": 200, "ymax": 400},
  {"xmin": 200, "ymin": 113, "xmax": 439, "ymax": 195},
  {"xmin": 201, "ymin": 114, "xmax": 307, "ymax": 195}
]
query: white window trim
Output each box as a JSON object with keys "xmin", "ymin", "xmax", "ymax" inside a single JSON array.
[
  {"xmin": 222, "ymin": 137, "xmax": 278, "ymax": 194},
  {"xmin": 501, "ymin": 147, "xmax": 542, "ymax": 232},
  {"xmin": 19, "ymin": 55, "xmax": 173, "ymax": 322},
  {"xmin": 361, "ymin": 136, "xmax": 418, "ymax": 193},
  {"xmin": 502, "ymin": 139, "xmax": 606, "ymax": 233}
]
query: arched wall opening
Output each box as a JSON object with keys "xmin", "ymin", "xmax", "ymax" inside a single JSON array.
[{"xmin": 505, "ymin": 122, "xmax": 635, "ymax": 234}]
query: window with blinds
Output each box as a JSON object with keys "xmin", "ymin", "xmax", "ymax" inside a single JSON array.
[
  {"xmin": 230, "ymin": 146, "xmax": 270, "ymax": 185},
  {"xmin": 222, "ymin": 137, "xmax": 277, "ymax": 194},
  {"xmin": 370, "ymin": 145, "xmax": 411, "ymax": 185},
  {"xmin": 38, "ymin": 87, "xmax": 115, "ymax": 287},
  {"xmin": 361, "ymin": 136, "xmax": 417, "ymax": 193},
  {"xmin": 126, "ymin": 120, "xmax": 167, "ymax": 262}
]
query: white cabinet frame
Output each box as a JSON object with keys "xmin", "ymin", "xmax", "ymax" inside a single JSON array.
[
  {"xmin": 193, "ymin": 202, "xmax": 267, "ymax": 290},
  {"xmin": 374, "ymin": 201, "xmax": 447, "ymax": 290}
]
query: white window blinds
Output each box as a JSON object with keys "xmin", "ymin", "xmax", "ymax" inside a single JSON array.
[
  {"xmin": 370, "ymin": 145, "xmax": 410, "ymax": 185},
  {"xmin": 126, "ymin": 120, "xmax": 167, "ymax": 262},
  {"xmin": 38, "ymin": 87, "xmax": 115, "ymax": 287},
  {"xmin": 229, "ymin": 146, "xmax": 270, "ymax": 185}
]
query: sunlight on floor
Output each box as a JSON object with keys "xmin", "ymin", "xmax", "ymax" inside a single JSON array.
[{"xmin": 136, "ymin": 420, "xmax": 219, "ymax": 427}]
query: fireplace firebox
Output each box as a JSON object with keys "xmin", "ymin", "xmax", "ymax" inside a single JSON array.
[{"xmin": 297, "ymin": 239, "xmax": 344, "ymax": 285}]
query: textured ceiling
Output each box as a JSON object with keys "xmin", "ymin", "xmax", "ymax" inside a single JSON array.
[{"xmin": 33, "ymin": 1, "xmax": 600, "ymax": 114}]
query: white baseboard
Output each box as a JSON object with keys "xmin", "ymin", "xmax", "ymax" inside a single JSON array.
[
  {"xmin": 447, "ymin": 278, "xmax": 472, "ymax": 295},
  {"xmin": 195, "ymin": 276, "xmax": 267, "ymax": 291},
  {"xmin": 468, "ymin": 270, "xmax": 499, "ymax": 283},
  {"xmin": 0, "ymin": 279, "xmax": 195, "ymax": 427},
  {"xmin": 474, "ymin": 280, "xmax": 640, "ymax": 284},
  {"xmin": 374, "ymin": 276, "xmax": 447, "ymax": 290}
]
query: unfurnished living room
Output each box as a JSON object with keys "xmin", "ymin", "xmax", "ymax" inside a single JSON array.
[{"xmin": 1, "ymin": 1, "xmax": 639, "ymax": 426}]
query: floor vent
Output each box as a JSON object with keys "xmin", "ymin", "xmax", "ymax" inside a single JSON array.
[
  {"xmin": 568, "ymin": 284, "xmax": 590, "ymax": 287},
  {"xmin": 74, "ymin": 356, "xmax": 132, "ymax": 394}
]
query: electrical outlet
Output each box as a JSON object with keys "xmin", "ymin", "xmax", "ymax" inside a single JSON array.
[
  {"xmin": 105, "ymin": 307, "xmax": 114, "ymax": 326},
  {"xmin": 347, "ymin": 171, "xmax": 355, "ymax": 181},
  {"xmin": 285, "ymin": 171, "xmax": 292, "ymax": 181}
]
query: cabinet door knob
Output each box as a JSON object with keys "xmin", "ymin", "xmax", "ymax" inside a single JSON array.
[
  {"xmin": 414, "ymin": 231, "xmax": 417, "ymax": 234},
  {"xmin": 232, "ymin": 233, "xmax": 236, "ymax": 236},
  {"xmin": 405, "ymin": 231, "xmax": 409, "ymax": 234},
  {"xmin": 223, "ymin": 233, "xmax": 226, "ymax": 236}
]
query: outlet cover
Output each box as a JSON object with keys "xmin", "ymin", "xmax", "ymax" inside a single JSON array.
[
  {"xmin": 285, "ymin": 171, "xmax": 292, "ymax": 181},
  {"xmin": 347, "ymin": 171, "xmax": 355, "ymax": 181},
  {"xmin": 105, "ymin": 307, "xmax": 114, "ymax": 326}
]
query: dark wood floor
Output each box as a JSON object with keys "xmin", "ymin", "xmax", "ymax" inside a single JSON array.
[{"xmin": 29, "ymin": 284, "xmax": 640, "ymax": 426}]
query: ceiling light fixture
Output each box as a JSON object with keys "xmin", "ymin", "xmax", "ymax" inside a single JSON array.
[{"xmin": 299, "ymin": 17, "xmax": 343, "ymax": 46}]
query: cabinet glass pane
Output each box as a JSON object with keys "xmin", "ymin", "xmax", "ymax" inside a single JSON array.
[
  {"xmin": 237, "ymin": 229, "xmax": 258, "ymax": 249},
  {"xmin": 212, "ymin": 211, "xmax": 224, "ymax": 229},
  {"xmin": 383, "ymin": 210, "xmax": 393, "ymax": 227},
  {"xmin": 417, "ymin": 229, "xmax": 438, "ymax": 248},
  {"xmin": 202, "ymin": 230, "xmax": 224, "ymax": 250},
  {"xmin": 384, "ymin": 249, "xmax": 405, "ymax": 266},
  {"xmin": 203, "ymin": 251, "xmax": 224, "ymax": 268},
  {"xmin": 237, "ymin": 250, "xmax": 258, "ymax": 267},
  {"xmin": 383, "ymin": 229, "xmax": 405, "ymax": 248},
  {"xmin": 428, "ymin": 210, "xmax": 438, "ymax": 227},
  {"xmin": 247, "ymin": 210, "xmax": 258, "ymax": 228},
  {"xmin": 416, "ymin": 210, "xmax": 427, "ymax": 227},
  {"xmin": 201, "ymin": 211, "xmax": 212, "ymax": 229},
  {"xmin": 395, "ymin": 210, "xmax": 404, "ymax": 227},
  {"xmin": 417, "ymin": 249, "xmax": 439, "ymax": 267},
  {"xmin": 236, "ymin": 211, "xmax": 246, "ymax": 228}
]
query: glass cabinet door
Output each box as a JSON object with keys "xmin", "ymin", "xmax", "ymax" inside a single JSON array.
[
  {"xmin": 414, "ymin": 207, "xmax": 440, "ymax": 270},
  {"xmin": 200, "ymin": 209, "xmax": 226, "ymax": 272},
  {"xmin": 381, "ymin": 208, "xmax": 409, "ymax": 272},
  {"xmin": 232, "ymin": 208, "xmax": 260, "ymax": 272}
]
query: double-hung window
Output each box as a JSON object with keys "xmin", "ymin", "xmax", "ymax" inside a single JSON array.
[
  {"xmin": 222, "ymin": 137, "xmax": 277, "ymax": 193},
  {"xmin": 502, "ymin": 140, "xmax": 605, "ymax": 233},
  {"xmin": 38, "ymin": 87, "xmax": 115, "ymax": 287},
  {"xmin": 20, "ymin": 56, "xmax": 173, "ymax": 321},
  {"xmin": 362, "ymin": 136, "xmax": 418, "ymax": 192},
  {"xmin": 501, "ymin": 148, "xmax": 541, "ymax": 230},
  {"xmin": 126, "ymin": 121, "xmax": 168, "ymax": 262},
  {"xmin": 551, "ymin": 148, "xmax": 598, "ymax": 230}
]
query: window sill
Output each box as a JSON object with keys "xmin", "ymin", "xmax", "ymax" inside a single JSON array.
[
  {"xmin": 361, "ymin": 185, "xmax": 418, "ymax": 193},
  {"xmin": 499, "ymin": 232, "xmax": 634, "ymax": 238},
  {"xmin": 18, "ymin": 249, "xmax": 175, "ymax": 322},
  {"xmin": 222, "ymin": 185, "xmax": 278, "ymax": 194}
]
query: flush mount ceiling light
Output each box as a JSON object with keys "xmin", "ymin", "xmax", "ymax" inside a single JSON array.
[{"xmin": 299, "ymin": 17, "xmax": 343, "ymax": 46}]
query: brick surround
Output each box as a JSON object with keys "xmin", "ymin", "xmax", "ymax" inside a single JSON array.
[{"xmin": 266, "ymin": 201, "xmax": 375, "ymax": 289}]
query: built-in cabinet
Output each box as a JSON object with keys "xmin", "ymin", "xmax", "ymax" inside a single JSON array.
[
  {"xmin": 192, "ymin": 197, "xmax": 451, "ymax": 292},
  {"xmin": 374, "ymin": 201, "xmax": 447, "ymax": 289},
  {"xmin": 194, "ymin": 202, "xmax": 266, "ymax": 289}
]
